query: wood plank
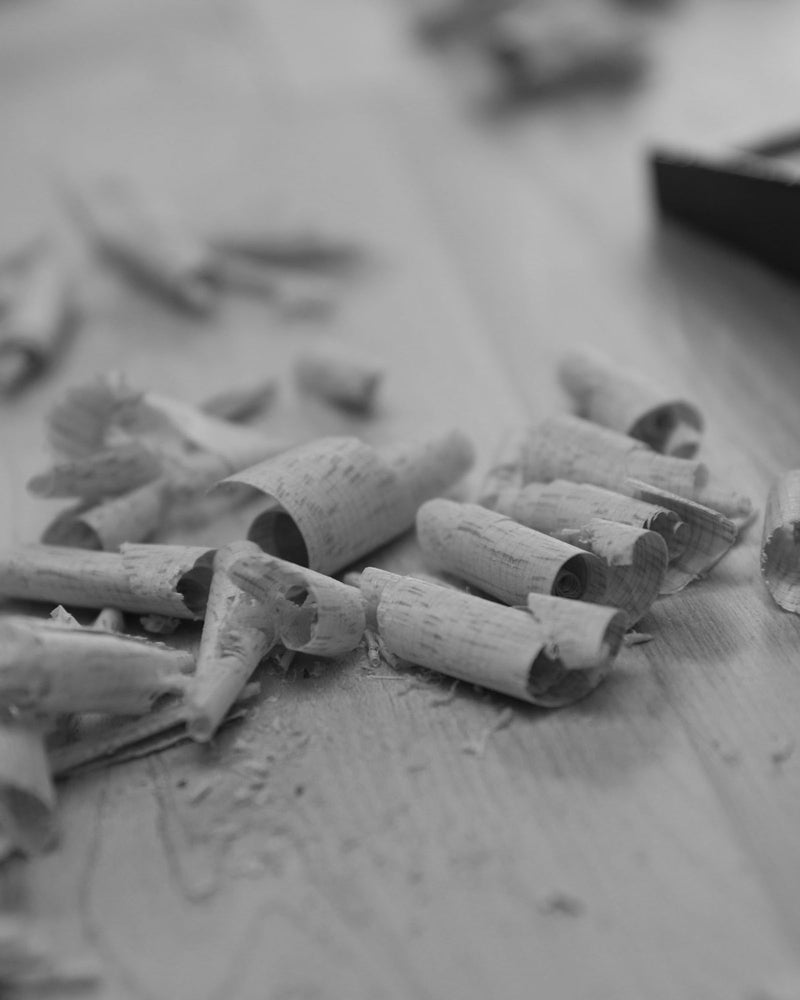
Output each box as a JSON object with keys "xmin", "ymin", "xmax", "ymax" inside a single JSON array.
[{"xmin": 2, "ymin": 2, "xmax": 800, "ymax": 999}]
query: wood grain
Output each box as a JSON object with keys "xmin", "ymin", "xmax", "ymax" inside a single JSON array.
[{"xmin": 3, "ymin": 2, "xmax": 800, "ymax": 998}]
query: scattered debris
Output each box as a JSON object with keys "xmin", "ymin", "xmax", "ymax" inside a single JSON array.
[
  {"xmin": 462, "ymin": 707, "xmax": 514, "ymax": 757},
  {"xmin": 537, "ymin": 890, "xmax": 585, "ymax": 917},
  {"xmin": 624, "ymin": 631, "xmax": 654, "ymax": 646},
  {"xmin": 770, "ymin": 739, "xmax": 795, "ymax": 768}
]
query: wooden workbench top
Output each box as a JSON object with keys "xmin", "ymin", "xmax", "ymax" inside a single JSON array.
[{"xmin": 3, "ymin": 2, "xmax": 800, "ymax": 997}]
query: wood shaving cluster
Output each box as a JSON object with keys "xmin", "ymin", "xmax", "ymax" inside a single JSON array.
[{"xmin": 0, "ymin": 343, "xmax": 769, "ymax": 992}]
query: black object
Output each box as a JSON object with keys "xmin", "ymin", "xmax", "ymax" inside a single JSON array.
[{"xmin": 650, "ymin": 130, "xmax": 800, "ymax": 282}]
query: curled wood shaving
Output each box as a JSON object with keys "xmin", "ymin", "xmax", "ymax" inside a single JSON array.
[
  {"xmin": 0, "ymin": 239, "xmax": 77, "ymax": 397},
  {"xmin": 762, "ymin": 470, "xmax": 800, "ymax": 613},
  {"xmin": 0, "ymin": 543, "xmax": 215, "ymax": 619},
  {"xmin": 556, "ymin": 518, "xmax": 667, "ymax": 624},
  {"xmin": 66, "ymin": 175, "xmax": 217, "ymax": 314},
  {"xmin": 490, "ymin": 415, "xmax": 752, "ymax": 524},
  {"xmin": 27, "ymin": 442, "xmax": 163, "ymax": 501},
  {"xmin": 0, "ymin": 615, "xmax": 192, "ymax": 716},
  {"xmin": 359, "ymin": 569, "xmax": 621, "ymax": 707},
  {"xmin": 416, "ymin": 498, "xmax": 608, "ymax": 606},
  {"xmin": 199, "ymin": 377, "xmax": 278, "ymax": 423},
  {"xmin": 222, "ymin": 431, "xmax": 474, "ymax": 575},
  {"xmin": 0, "ymin": 718, "xmax": 57, "ymax": 856},
  {"xmin": 626, "ymin": 480, "xmax": 736, "ymax": 593},
  {"xmin": 493, "ymin": 479, "xmax": 687, "ymax": 560},
  {"xmin": 294, "ymin": 343, "xmax": 383, "ymax": 413},
  {"xmin": 229, "ymin": 551, "xmax": 366, "ymax": 657},
  {"xmin": 558, "ymin": 347, "xmax": 703, "ymax": 457},
  {"xmin": 185, "ymin": 542, "xmax": 278, "ymax": 743}
]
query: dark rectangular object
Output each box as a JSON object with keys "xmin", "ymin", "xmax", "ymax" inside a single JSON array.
[{"xmin": 650, "ymin": 135, "xmax": 800, "ymax": 282}]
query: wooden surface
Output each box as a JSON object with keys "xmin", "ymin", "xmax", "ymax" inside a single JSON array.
[{"xmin": 3, "ymin": 1, "xmax": 800, "ymax": 998}]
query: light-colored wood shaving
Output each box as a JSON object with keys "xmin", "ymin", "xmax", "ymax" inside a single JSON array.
[
  {"xmin": 359, "ymin": 569, "xmax": 621, "ymax": 707},
  {"xmin": 66, "ymin": 175, "xmax": 216, "ymax": 313},
  {"xmin": 200, "ymin": 378, "xmax": 278, "ymax": 423},
  {"xmin": 229, "ymin": 551, "xmax": 366, "ymax": 657},
  {"xmin": 0, "ymin": 615, "xmax": 192, "ymax": 716},
  {"xmin": 0, "ymin": 543, "xmax": 215, "ymax": 618},
  {"xmin": 416, "ymin": 498, "xmax": 608, "ymax": 606},
  {"xmin": 0, "ymin": 718, "xmax": 57, "ymax": 856},
  {"xmin": 491, "ymin": 479, "xmax": 688, "ymax": 561},
  {"xmin": 555, "ymin": 518, "xmax": 667, "ymax": 624},
  {"xmin": 294, "ymin": 343, "xmax": 383, "ymax": 412},
  {"xmin": 761, "ymin": 470, "xmax": 800, "ymax": 613},
  {"xmin": 222, "ymin": 431, "xmax": 474, "ymax": 575},
  {"xmin": 185, "ymin": 541, "xmax": 278, "ymax": 743},
  {"xmin": 27, "ymin": 442, "xmax": 163, "ymax": 500},
  {"xmin": 558, "ymin": 347, "xmax": 703, "ymax": 457},
  {"xmin": 0, "ymin": 239, "xmax": 77, "ymax": 396},
  {"xmin": 626, "ymin": 480, "xmax": 736, "ymax": 594}
]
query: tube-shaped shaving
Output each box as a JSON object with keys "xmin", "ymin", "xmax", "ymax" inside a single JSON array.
[
  {"xmin": 185, "ymin": 541, "xmax": 278, "ymax": 742},
  {"xmin": 229, "ymin": 551, "xmax": 366, "ymax": 656},
  {"xmin": 0, "ymin": 543, "xmax": 214, "ymax": 618},
  {"xmin": 225, "ymin": 433, "xmax": 474, "ymax": 575},
  {"xmin": 0, "ymin": 616, "xmax": 192, "ymax": 715},
  {"xmin": 524, "ymin": 415, "xmax": 707, "ymax": 499},
  {"xmin": 558, "ymin": 349, "xmax": 703, "ymax": 457},
  {"xmin": 761, "ymin": 470, "xmax": 800, "ymax": 613},
  {"xmin": 363, "ymin": 571, "xmax": 616, "ymax": 707},
  {"xmin": 417, "ymin": 499, "xmax": 607, "ymax": 606},
  {"xmin": 493, "ymin": 480, "xmax": 689, "ymax": 561}
]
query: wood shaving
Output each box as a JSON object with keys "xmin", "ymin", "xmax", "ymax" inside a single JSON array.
[
  {"xmin": 222, "ymin": 431, "xmax": 474, "ymax": 575},
  {"xmin": 360, "ymin": 569, "xmax": 623, "ymax": 707},
  {"xmin": 559, "ymin": 347, "xmax": 703, "ymax": 457},
  {"xmin": 294, "ymin": 343, "xmax": 383, "ymax": 413},
  {"xmin": 417, "ymin": 498, "xmax": 608, "ymax": 606},
  {"xmin": 0, "ymin": 239, "xmax": 77, "ymax": 397}
]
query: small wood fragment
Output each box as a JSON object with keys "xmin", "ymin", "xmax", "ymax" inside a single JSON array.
[
  {"xmin": 485, "ymin": 3, "xmax": 646, "ymax": 99},
  {"xmin": 90, "ymin": 607, "xmax": 125, "ymax": 633},
  {"xmin": 222, "ymin": 431, "xmax": 474, "ymax": 575},
  {"xmin": 0, "ymin": 239, "xmax": 77, "ymax": 396},
  {"xmin": 477, "ymin": 423, "xmax": 530, "ymax": 509},
  {"xmin": 229, "ymin": 551, "xmax": 366, "ymax": 656},
  {"xmin": 41, "ymin": 478, "xmax": 170, "ymax": 550},
  {"xmin": 0, "ymin": 615, "xmax": 192, "ymax": 716},
  {"xmin": 558, "ymin": 347, "xmax": 703, "ymax": 457},
  {"xmin": 51, "ymin": 690, "xmax": 257, "ymax": 777},
  {"xmin": 0, "ymin": 718, "xmax": 57, "ymax": 855},
  {"xmin": 0, "ymin": 543, "xmax": 215, "ymax": 618},
  {"xmin": 761, "ymin": 470, "xmax": 800, "ymax": 613},
  {"xmin": 185, "ymin": 541, "xmax": 278, "ymax": 742},
  {"xmin": 200, "ymin": 377, "xmax": 278, "ymax": 423},
  {"xmin": 66, "ymin": 176, "xmax": 217, "ymax": 313},
  {"xmin": 27, "ymin": 442, "xmax": 163, "ymax": 500},
  {"xmin": 47, "ymin": 373, "xmax": 289, "ymax": 467},
  {"xmin": 294, "ymin": 344, "xmax": 383, "ymax": 413},
  {"xmin": 359, "ymin": 569, "xmax": 623, "ymax": 707},
  {"xmin": 416, "ymin": 498, "xmax": 608, "ymax": 606},
  {"xmin": 208, "ymin": 231, "xmax": 363, "ymax": 274}
]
